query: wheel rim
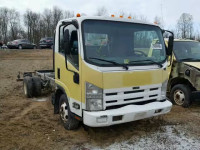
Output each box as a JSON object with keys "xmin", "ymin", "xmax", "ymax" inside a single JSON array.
[
  {"xmin": 19, "ymin": 45, "xmax": 22, "ymax": 49},
  {"xmin": 174, "ymin": 89, "xmax": 185, "ymax": 105},
  {"xmin": 24, "ymin": 83, "xmax": 27, "ymax": 96},
  {"xmin": 60, "ymin": 102, "xmax": 68, "ymax": 122}
]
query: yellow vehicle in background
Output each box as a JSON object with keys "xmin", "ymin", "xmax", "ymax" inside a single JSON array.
[
  {"xmin": 21, "ymin": 15, "xmax": 174, "ymax": 130},
  {"xmin": 166, "ymin": 39, "xmax": 200, "ymax": 107}
]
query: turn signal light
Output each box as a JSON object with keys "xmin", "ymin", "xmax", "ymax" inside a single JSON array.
[
  {"xmin": 154, "ymin": 21, "xmax": 158, "ymax": 25},
  {"xmin": 77, "ymin": 13, "xmax": 81, "ymax": 17}
]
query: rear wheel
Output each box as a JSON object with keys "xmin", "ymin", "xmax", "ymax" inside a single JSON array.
[
  {"xmin": 32, "ymin": 76, "xmax": 41, "ymax": 97},
  {"xmin": 23, "ymin": 77, "xmax": 33, "ymax": 98},
  {"xmin": 59, "ymin": 94, "xmax": 79, "ymax": 130},
  {"xmin": 170, "ymin": 84, "xmax": 192, "ymax": 108}
]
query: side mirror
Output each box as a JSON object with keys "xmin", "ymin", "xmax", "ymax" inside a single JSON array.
[
  {"xmin": 163, "ymin": 30, "xmax": 174, "ymax": 56},
  {"xmin": 63, "ymin": 29, "xmax": 70, "ymax": 55},
  {"xmin": 167, "ymin": 35, "xmax": 174, "ymax": 56}
]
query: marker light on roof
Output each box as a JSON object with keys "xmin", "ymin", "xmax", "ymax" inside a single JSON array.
[
  {"xmin": 128, "ymin": 16, "xmax": 131, "ymax": 19},
  {"xmin": 154, "ymin": 21, "xmax": 158, "ymax": 25},
  {"xmin": 120, "ymin": 15, "xmax": 123, "ymax": 18},
  {"xmin": 77, "ymin": 13, "xmax": 81, "ymax": 17},
  {"xmin": 111, "ymin": 14, "xmax": 115, "ymax": 17}
]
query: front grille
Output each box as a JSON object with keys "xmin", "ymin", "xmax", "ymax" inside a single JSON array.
[
  {"xmin": 104, "ymin": 84, "xmax": 161, "ymax": 110},
  {"xmin": 106, "ymin": 99, "xmax": 157, "ymax": 110}
]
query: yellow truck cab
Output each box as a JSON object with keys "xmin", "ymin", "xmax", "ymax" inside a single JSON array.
[
  {"xmin": 21, "ymin": 15, "xmax": 174, "ymax": 130},
  {"xmin": 167, "ymin": 39, "xmax": 200, "ymax": 107}
]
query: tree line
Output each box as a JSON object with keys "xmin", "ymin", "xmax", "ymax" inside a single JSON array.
[
  {"xmin": 0, "ymin": 6, "xmax": 74, "ymax": 45},
  {"xmin": 0, "ymin": 6, "xmax": 199, "ymax": 45}
]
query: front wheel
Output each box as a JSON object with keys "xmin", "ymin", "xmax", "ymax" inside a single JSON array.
[
  {"xmin": 170, "ymin": 84, "xmax": 192, "ymax": 108},
  {"xmin": 59, "ymin": 94, "xmax": 79, "ymax": 130}
]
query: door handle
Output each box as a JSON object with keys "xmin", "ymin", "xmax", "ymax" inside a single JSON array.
[{"xmin": 57, "ymin": 68, "xmax": 60, "ymax": 79}]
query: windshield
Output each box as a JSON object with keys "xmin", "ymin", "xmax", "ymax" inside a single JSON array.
[
  {"xmin": 174, "ymin": 41, "xmax": 200, "ymax": 61},
  {"xmin": 82, "ymin": 20, "xmax": 166, "ymax": 67}
]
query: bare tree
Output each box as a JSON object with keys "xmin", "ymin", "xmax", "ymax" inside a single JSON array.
[
  {"xmin": 52, "ymin": 6, "xmax": 63, "ymax": 29},
  {"xmin": 24, "ymin": 10, "xmax": 34, "ymax": 42},
  {"xmin": 96, "ymin": 6, "xmax": 108, "ymax": 16},
  {"xmin": 64, "ymin": 10, "xmax": 74, "ymax": 18},
  {"xmin": 195, "ymin": 26, "xmax": 200, "ymax": 41},
  {"xmin": 177, "ymin": 13, "xmax": 193, "ymax": 39},
  {"xmin": 42, "ymin": 9, "xmax": 53, "ymax": 37},
  {"xmin": 8, "ymin": 9, "xmax": 22, "ymax": 40},
  {"xmin": 0, "ymin": 7, "xmax": 9, "ymax": 43},
  {"xmin": 24, "ymin": 10, "xmax": 41, "ymax": 44}
]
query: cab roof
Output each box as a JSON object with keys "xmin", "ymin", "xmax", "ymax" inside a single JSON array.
[{"xmin": 58, "ymin": 16, "xmax": 159, "ymax": 27}]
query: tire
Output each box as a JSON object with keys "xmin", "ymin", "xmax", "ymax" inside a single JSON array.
[
  {"xmin": 59, "ymin": 94, "xmax": 79, "ymax": 130},
  {"xmin": 23, "ymin": 77, "xmax": 33, "ymax": 98},
  {"xmin": 32, "ymin": 76, "xmax": 42, "ymax": 97},
  {"xmin": 33, "ymin": 46, "xmax": 37, "ymax": 49},
  {"xmin": 51, "ymin": 45, "xmax": 53, "ymax": 49},
  {"xmin": 170, "ymin": 84, "xmax": 192, "ymax": 108},
  {"xmin": 18, "ymin": 45, "xmax": 22, "ymax": 50}
]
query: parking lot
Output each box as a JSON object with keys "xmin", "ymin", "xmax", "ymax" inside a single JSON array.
[{"xmin": 0, "ymin": 49, "xmax": 200, "ymax": 150}]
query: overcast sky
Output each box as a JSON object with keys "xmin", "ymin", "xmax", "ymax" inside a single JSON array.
[{"xmin": 0, "ymin": 0, "xmax": 199, "ymax": 30}]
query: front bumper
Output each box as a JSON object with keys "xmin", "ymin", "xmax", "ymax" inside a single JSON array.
[{"xmin": 83, "ymin": 100, "xmax": 172, "ymax": 127}]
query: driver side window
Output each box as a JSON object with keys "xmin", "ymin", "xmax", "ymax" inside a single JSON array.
[
  {"xmin": 68, "ymin": 28, "xmax": 79, "ymax": 69},
  {"xmin": 60, "ymin": 25, "xmax": 79, "ymax": 69}
]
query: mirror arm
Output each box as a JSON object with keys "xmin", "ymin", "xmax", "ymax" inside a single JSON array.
[
  {"xmin": 163, "ymin": 30, "xmax": 174, "ymax": 37},
  {"xmin": 62, "ymin": 20, "xmax": 79, "ymax": 29},
  {"xmin": 168, "ymin": 56, "xmax": 172, "ymax": 67}
]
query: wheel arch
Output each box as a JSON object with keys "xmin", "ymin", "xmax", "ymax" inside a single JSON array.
[
  {"xmin": 169, "ymin": 77, "xmax": 195, "ymax": 91},
  {"xmin": 54, "ymin": 85, "xmax": 68, "ymax": 114}
]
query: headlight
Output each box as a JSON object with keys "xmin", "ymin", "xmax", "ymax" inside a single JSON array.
[
  {"xmin": 86, "ymin": 82, "xmax": 103, "ymax": 111},
  {"xmin": 161, "ymin": 80, "xmax": 168, "ymax": 99}
]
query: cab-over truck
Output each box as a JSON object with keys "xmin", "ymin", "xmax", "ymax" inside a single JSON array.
[{"xmin": 20, "ymin": 15, "xmax": 174, "ymax": 130}]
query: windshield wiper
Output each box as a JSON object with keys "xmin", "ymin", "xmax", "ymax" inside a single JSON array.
[
  {"xmin": 179, "ymin": 58, "xmax": 200, "ymax": 62},
  {"xmin": 88, "ymin": 57, "xmax": 129, "ymax": 70},
  {"xmin": 129, "ymin": 59, "xmax": 163, "ymax": 68}
]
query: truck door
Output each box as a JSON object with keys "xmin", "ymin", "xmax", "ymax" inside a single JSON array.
[{"xmin": 55, "ymin": 24, "xmax": 82, "ymax": 117}]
